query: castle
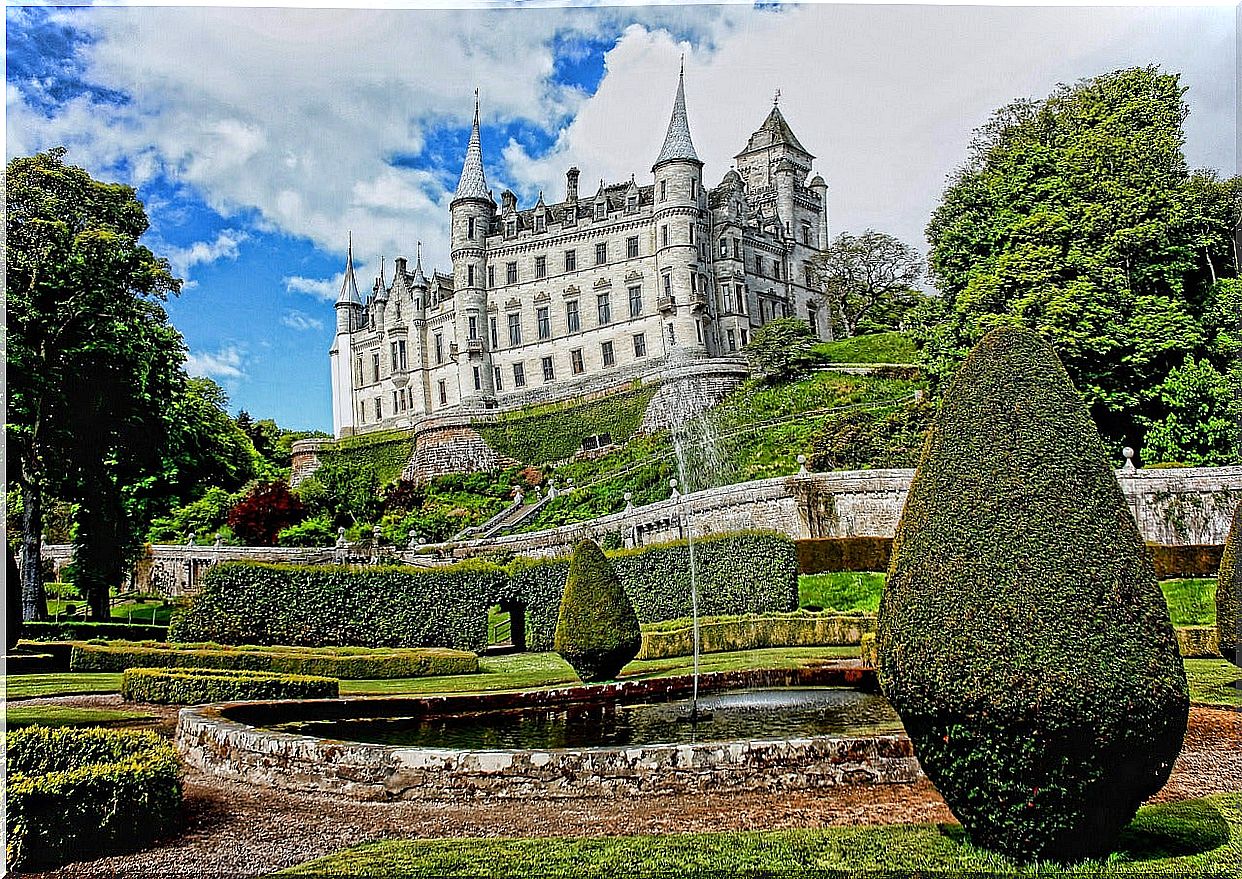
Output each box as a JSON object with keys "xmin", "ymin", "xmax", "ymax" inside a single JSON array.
[{"xmin": 329, "ymin": 69, "xmax": 831, "ymax": 438}]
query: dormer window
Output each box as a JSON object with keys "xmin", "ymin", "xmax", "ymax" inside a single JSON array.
[
  {"xmin": 594, "ymin": 200, "xmax": 606, "ymax": 221},
  {"xmin": 564, "ymin": 207, "xmax": 576, "ymax": 227},
  {"xmin": 535, "ymin": 213, "xmax": 545, "ymax": 233},
  {"xmin": 506, "ymin": 219, "xmax": 517, "ymax": 238},
  {"xmin": 626, "ymin": 193, "xmax": 638, "ymax": 214}
]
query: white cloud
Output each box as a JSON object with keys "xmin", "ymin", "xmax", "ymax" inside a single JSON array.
[
  {"xmin": 281, "ymin": 310, "xmax": 324, "ymax": 332},
  {"xmin": 185, "ymin": 344, "xmax": 246, "ymax": 380},
  {"xmin": 284, "ymin": 274, "xmax": 341, "ymax": 302},
  {"xmin": 162, "ymin": 229, "xmax": 248, "ymax": 280}
]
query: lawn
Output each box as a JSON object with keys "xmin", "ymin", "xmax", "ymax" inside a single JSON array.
[
  {"xmin": 5, "ymin": 673, "xmax": 123, "ymax": 699},
  {"xmin": 1185, "ymin": 659, "xmax": 1241, "ymax": 708},
  {"xmin": 4, "ymin": 704, "xmax": 155, "ymax": 729},
  {"xmin": 812, "ymin": 331, "xmax": 919, "ymax": 364},
  {"xmin": 276, "ymin": 792, "xmax": 1241, "ymax": 878},
  {"xmin": 799, "ymin": 571, "xmax": 885, "ymax": 612},
  {"xmin": 1161, "ymin": 579, "xmax": 1217, "ymax": 627}
]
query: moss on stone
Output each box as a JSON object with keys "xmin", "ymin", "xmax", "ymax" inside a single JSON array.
[
  {"xmin": 553, "ymin": 539, "xmax": 641, "ymax": 682},
  {"xmin": 877, "ymin": 325, "xmax": 1188, "ymax": 863}
]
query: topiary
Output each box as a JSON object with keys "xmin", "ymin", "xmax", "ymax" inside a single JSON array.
[
  {"xmin": 877, "ymin": 325, "xmax": 1188, "ymax": 864},
  {"xmin": 553, "ymin": 539, "xmax": 641, "ymax": 682},
  {"xmin": 1218, "ymin": 501, "xmax": 1240, "ymax": 666}
]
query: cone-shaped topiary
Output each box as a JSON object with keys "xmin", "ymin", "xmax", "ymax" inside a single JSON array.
[
  {"xmin": 877, "ymin": 325, "xmax": 1188, "ymax": 864},
  {"xmin": 1218, "ymin": 501, "xmax": 1240, "ymax": 666},
  {"xmin": 554, "ymin": 539, "xmax": 642, "ymax": 682}
]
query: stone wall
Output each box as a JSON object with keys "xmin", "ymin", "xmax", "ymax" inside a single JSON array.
[{"xmin": 401, "ymin": 415, "xmax": 517, "ymax": 484}]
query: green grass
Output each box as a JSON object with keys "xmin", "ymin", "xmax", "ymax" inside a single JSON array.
[
  {"xmin": 812, "ymin": 331, "xmax": 919, "ymax": 364},
  {"xmin": 5, "ymin": 673, "xmax": 124, "ymax": 700},
  {"xmin": 1185, "ymin": 659, "xmax": 1241, "ymax": 708},
  {"xmin": 4, "ymin": 705, "xmax": 154, "ymax": 729},
  {"xmin": 276, "ymin": 792, "xmax": 1242, "ymax": 878},
  {"xmin": 1161, "ymin": 579, "xmax": 1217, "ymax": 627},
  {"xmin": 799, "ymin": 572, "xmax": 886, "ymax": 612}
]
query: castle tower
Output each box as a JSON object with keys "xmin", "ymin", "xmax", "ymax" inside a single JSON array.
[
  {"xmin": 734, "ymin": 97, "xmax": 815, "ymax": 239},
  {"xmin": 450, "ymin": 94, "xmax": 497, "ymax": 408},
  {"xmin": 329, "ymin": 236, "xmax": 363, "ymax": 437},
  {"xmin": 652, "ymin": 64, "xmax": 707, "ymax": 358}
]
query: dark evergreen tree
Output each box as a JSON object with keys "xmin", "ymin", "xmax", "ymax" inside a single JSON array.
[
  {"xmin": 553, "ymin": 539, "xmax": 641, "ymax": 682},
  {"xmin": 1218, "ymin": 501, "xmax": 1240, "ymax": 666}
]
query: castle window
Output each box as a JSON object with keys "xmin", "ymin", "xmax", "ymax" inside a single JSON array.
[
  {"xmin": 566, "ymin": 300, "xmax": 580, "ymax": 333},
  {"xmin": 468, "ymin": 264, "xmax": 475, "ymax": 287},
  {"xmin": 513, "ymin": 362, "xmax": 526, "ymax": 387},
  {"xmin": 733, "ymin": 239, "xmax": 740, "ymax": 259},
  {"xmin": 473, "ymin": 366, "xmax": 481, "ymax": 391},
  {"xmin": 808, "ymin": 302, "xmax": 818, "ymax": 334},
  {"xmin": 494, "ymin": 366, "xmax": 502, "ymax": 391},
  {"xmin": 633, "ymin": 333, "xmax": 646, "ymax": 358},
  {"xmin": 435, "ymin": 334, "xmax": 443, "ymax": 363},
  {"xmin": 391, "ymin": 342, "xmax": 399, "ymax": 371},
  {"xmin": 736, "ymin": 284, "xmax": 746, "ymax": 314},
  {"xmin": 438, "ymin": 380, "xmax": 447, "ymax": 406},
  {"xmin": 489, "ymin": 316, "xmax": 498, "ymax": 349},
  {"xmin": 468, "ymin": 315, "xmax": 478, "ymax": 340},
  {"xmin": 627, "ymin": 236, "xmax": 639, "ymax": 259},
  {"xmin": 662, "ymin": 272, "xmax": 672, "ymax": 297},
  {"xmin": 594, "ymin": 201, "xmax": 605, "ymax": 221},
  {"xmin": 359, "ymin": 401, "xmax": 366, "ymax": 423},
  {"xmin": 659, "ymin": 180, "xmax": 667, "ymax": 202},
  {"xmin": 468, "ymin": 216, "xmax": 476, "ymax": 238},
  {"xmin": 564, "ymin": 207, "xmax": 576, "ymax": 227},
  {"xmin": 506, "ymin": 262, "xmax": 517, "ymax": 285},
  {"xmin": 372, "ymin": 352, "xmax": 380, "ymax": 383},
  {"xmin": 688, "ymin": 224, "xmax": 695, "ymax": 245},
  {"xmin": 666, "ymin": 324, "xmax": 675, "ymax": 346},
  {"xmin": 601, "ymin": 340, "xmax": 615, "ymax": 367},
  {"xmin": 375, "ymin": 397, "xmax": 382, "ymax": 421},
  {"xmin": 727, "ymin": 328, "xmax": 737, "ymax": 352},
  {"xmin": 508, "ymin": 312, "xmax": 522, "ymax": 346},
  {"xmin": 506, "ymin": 219, "xmax": 516, "ymax": 238},
  {"xmin": 597, "ymin": 291, "xmax": 611, "ymax": 325},
  {"xmin": 719, "ymin": 238, "xmax": 728, "ymax": 258},
  {"xmin": 741, "ymin": 328, "xmax": 749, "ymax": 345},
  {"xmin": 537, "ymin": 306, "xmax": 551, "ymax": 339},
  {"xmin": 802, "ymin": 222, "xmax": 811, "ymax": 245},
  {"xmin": 541, "ymin": 356, "xmax": 555, "ymax": 382},
  {"xmin": 488, "ymin": 265, "xmax": 495, "ymax": 288},
  {"xmin": 696, "ymin": 320, "xmax": 703, "ymax": 343},
  {"xmin": 690, "ymin": 179, "xmax": 697, "ymax": 200},
  {"xmin": 393, "ymin": 390, "xmax": 398, "ymax": 413},
  {"xmin": 535, "ymin": 213, "xmax": 545, "ymax": 233},
  {"xmin": 628, "ymin": 285, "xmax": 642, "ymax": 318},
  {"xmin": 355, "ymin": 357, "xmax": 363, "ymax": 385},
  {"xmin": 564, "ymin": 249, "xmax": 576, "ymax": 272},
  {"xmin": 535, "ymin": 255, "xmax": 547, "ymax": 279},
  {"xmin": 570, "ymin": 349, "xmax": 585, "ymax": 375},
  {"xmin": 594, "ymin": 242, "xmax": 607, "ymax": 265},
  {"xmin": 661, "ymin": 225, "xmax": 669, "ymax": 247}
]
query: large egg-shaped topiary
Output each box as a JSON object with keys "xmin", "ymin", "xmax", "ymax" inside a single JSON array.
[
  {"xmin": 554, "ymin": 539, "xmax": 641, "ymax": 682},
  {"xmin": 877, "ymin": 325, "xmax": 1188, "ymax": 863},
  {"xmin": 1218, "ymin": 501, "xmax": 1240, "ymax": 666}
]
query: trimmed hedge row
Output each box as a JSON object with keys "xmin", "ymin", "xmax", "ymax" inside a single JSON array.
[
  {"xmin": 637, "ymin": 611, "xmax": 874, "ymax": 660},
  {"xmin": 71, "ymin": 641, "xmax": 478, "ymax": 679},
  {"xmin": 1149, "ymin": 543, "xmax": 1224, "ymax": 579},
  {"xmin": 859, "ymin": 632, "xmax": 878, "ymax": 668},
  {"xmin": 4, "ymin": 652, "xmax": 58, "ymax": 674},
  {"xmin": 121, "ymin": 667, "xmax": 339, "ymax": 704},
  {"xmin": 20, "ymin": 621, "xmax": 169, "ymax": 642},
  {"xmin": 172, "ymin": 531, "xmax": 798, "ymax": 652},
  {"xmin": 6, "ymin": 727, "xmax": 181, "ymax": 871},
  {"xmin": 1175, "ymin": 626, "xmax": 1221, "ymax": 659},
  {"xmin": 796, "ymin": 537, "xmax": 892, "ymax": 574}
]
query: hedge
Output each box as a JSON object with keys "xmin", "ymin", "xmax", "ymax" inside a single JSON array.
[
  {"xmin": 20, "ymin": 621, "xmax": 169, "ymax": 642},
  {"xmin": 859, "ymin": 632, "xmax": 878, "ymax": 668},
  {"xmin": 554, "ymin": 540, "xmax": 641, "ymax": 681},
  {"xmin": 6, "ymin": 726, "xmax": 181, "ymax": 871},
  {"xmin": 637, "ymin": 611, "xmax": 874, "ymax": 660},
  {"xmin": 71, "ymin": 641, "xmax": 478, "ymax": 679},
  {"xmin": 1175, "ymin": 626, "xmax": 1220, "ymax": 659},
  {"xmin": 121, "ymin": 667, "xmax": 339, "ymax": 704},
  {"xmin": 1149, "ymin": 543, "xmax": 1224, "ymax": 579},
  {"xmin": 796, "ymin": 537, "xmax": 892, "ymax": 574},
  {"xmin": 173, "ymin": 531, "xmax": 798, "ymax": 653},
  {"xmin": 5, "ymin": 652, "xmax": 58, "ymax": 674}
]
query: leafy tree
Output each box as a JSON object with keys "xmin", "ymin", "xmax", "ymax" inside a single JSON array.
[
  {"xmin": 146, "ymin": 486, "xmax": 244, "ymax": 544},
  {"xmin": 298, "ymin": 458, "xmax": 383, "ymax": 528},
  {"xmin": 807, "ymin": 230, "xmax": 925, "ymax": 338},
  {"xmin": 7, "ymin": 149, "xmax": 183, "ymax": 619},
  {"xmin": 924, "ymin": 67, "xmax": 1240, "ymax": 455},
  {"xmin": 742, "ymin": 317, "xmax": 818, "ymax": 384},
  {"xmin": 1139, "ymin": 356, "xmax": 1236, "ymax": 466},
  {"xmin": 553, "ymin": 539, "xmax": 641, "ymax": 682},
  {"xmin": 808, "ymin": 397, "xmax": 934, "ymax": 471},
  {"xmin": 156, "ymin": 378, "xmax": 263, "ymax": 507},
  {"xmin": 226, "ymin": 481, "xmax": 306, "ymax": 546},
  {"xmin": 878, "ymin": 326, "xmax": 1187, "ymax": 862}
]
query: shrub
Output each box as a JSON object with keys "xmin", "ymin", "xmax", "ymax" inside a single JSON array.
[
  {"xmin": 20, "ymin": 621, "xmax": 169, "ymax": 642},
  {"xmin": 637, "ymin": 611, "xmax": 874, "ymax": 660},
  {"xmin": 877, "ymin": 326, "xmax": 1188, "ymax": 863},
  {"xmin": 1148, "ymin": 543, "xmax": 1225, "ymax": 579},
  {"xmin": 121, "ymin": 666, "xmax": 339, "ymax": 704},
  {"xmin": 859, "ymin": 632, "xmax": 877, "ymax": 668},
  {"xmin": 71, "ymin": 641, "xmax": 477, "ymax": 679},
  {"xmin": 1176, "ymin": 626, "xmax": 1221, "ymax": 658},
  {"xmin": 796, "ymin": 537, "xmax": 892, "ymax": 573},
  {"xmin": 743, "ymin": 317, "xmax": 818, "ymax": 384},
  {"xmin": 227, "ymin": 480, "xmax": 306, "ymax": 546},
  {"xmin": 6, "ymin": 727, "xmax": 181, "ymax": 871},
  {"xmin": 554, "ymin": 540, "xmax": 641, "ymax": 682},
  {"xmin": 1219, "ymin": 502, "xmax": 1240, "ymax": 666}
]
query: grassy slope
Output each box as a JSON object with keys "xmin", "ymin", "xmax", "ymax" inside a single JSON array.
[
  {"xmin": 812, "ymin": 331, "xmax": 919, "ymax": 364},
  {"xmin": 278, "ymin": 793, "xmax": 1241, "ymax": 878}
]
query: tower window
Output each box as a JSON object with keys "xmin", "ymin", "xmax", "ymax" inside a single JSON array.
[
  {"xmin": 467, "ymin": 264, "xmax": 475, "ymax": 287},
  {"xmin": 372, "ymin": 352, "xmax": 380, "ymax": 383},
  {"xmin": 727, "ymin": 328, "xmax": 737, "ymax": 352},
  {"xmin": 488, "ymin": 265, "xmax": 495, "ymax": 288},
  {"xmin": 438, "ymin": 380, "xmax": 447, "ymax": 406},
  {"xmin": 661, "ymin": 225, "xmax": 669, "ymax": 247},
  {"xmin": 473, "ymin": 365, "xmax": 481, "ymax": 390},
  {"xmin": 489, "ymin": 316, "xmax": 498, "ymax": 349},
  {"xmin": 494, "ymin": 365, "xmax": 502, "ymax": 391},
  {"xmin": 660, "ymin": 180, "xmax": 667, "ymax": 202},
  {"xmin": 399, "ymin": 341, "xmax": 407, "ymax": 370},
  {"xmin": 435, "ymin": 334, "xmax": 444, "ymax": 363},
  {"xmin": 468, "ymin": 315, "xmax": 478, "ymax": 340},
  {"xmin": 627, "ymin": 236, "xmax": 639, "ymax": 259},
  {"xmin": 566, "ymin": 300, "xmax": 580, "ymax": 333},
  {"xmin": 688, "ymin": 223, "xmax": 695, "ymax": 244},
  {"xmin": 719, "ymin": 238, "xmax": 728, "ymax": 258},
  {"xmin": 390, "ymin": 342, "xmax": 398, "ymax": 371},
  {"xmin": 467, "ymin": 216, "xmax": 475, "ymax": 238}
]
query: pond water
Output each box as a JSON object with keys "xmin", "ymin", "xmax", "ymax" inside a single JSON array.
[{"xmin": 269, "ymin": 687, "xmax": 902, "ymax": 750}]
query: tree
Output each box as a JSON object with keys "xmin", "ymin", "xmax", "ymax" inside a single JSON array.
[
  {"xmin": 807, "ymin": 230, "xmax": 925, "ymax": 338},
  {"xmin": 226, "ymin": 481, "xmax": 307, "ymax": 546},
  {"xmin": 7, "ymin": 149, "xmax": 182, "ymax": 619},
  {"xmin": 924, "ymin": 67, "xmax": 1240, "ymax": 455},
  {"xmin": 742, "ymin": 317, "xmax": 818, "ymax": 384},
  {"xmin": 157, "ymin": 378, "xmax": 262, "ymax": 505},
  {"xmin": 553, "ymin": 539, "xmax": 641, "ymax": 682},
  {"xmin": 877, "ymin": 326, "xmax": 1187, "ymax": 862}
]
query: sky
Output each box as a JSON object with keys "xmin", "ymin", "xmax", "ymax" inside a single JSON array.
[{"xmin": 6, "ymin": 1, "xmax": 1236, "ymax": 432}]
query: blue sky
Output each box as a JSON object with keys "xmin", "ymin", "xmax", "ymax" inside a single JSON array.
[{"xmin": 7, "ymin": 2, "xmax": 1234, "ymax": 432}]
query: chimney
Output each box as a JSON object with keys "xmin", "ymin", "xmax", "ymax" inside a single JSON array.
[
  {"xmin": 394, "ymin": 256, "xmax": 408, "ymax": 275},
  {"xmin": 566, "ymin": 166, "xmax": 579, "ymax": 202}
]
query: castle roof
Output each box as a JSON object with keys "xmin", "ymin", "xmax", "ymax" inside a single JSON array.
[
  {"xmin": 736, "ymin": 104, "xmax": 813, "ymax": 160},
  {"xmin": 654, "ymin": 66, "xmax": 701, "ymax": 168},
  {"xmin": 453, "ymin": 96, "xmax": 490, "ymax": 203},
  {"xmin": 336, "ymin": 235, "xmax": 362, "ymax": 307}
]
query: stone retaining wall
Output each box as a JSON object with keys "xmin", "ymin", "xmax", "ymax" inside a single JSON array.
[{"xmin": 177, "ymin": 666, "xmax": 921, "ymax": 800}]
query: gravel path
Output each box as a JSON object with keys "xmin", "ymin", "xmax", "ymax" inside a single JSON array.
[{"xmin": 16, "ymin": 699, "xmax": 1241, "ymax": 879}]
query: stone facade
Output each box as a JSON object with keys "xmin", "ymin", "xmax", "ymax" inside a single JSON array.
[{"xmin": 328, "ymin": 71, "xmax": 830, "ymax": 439}]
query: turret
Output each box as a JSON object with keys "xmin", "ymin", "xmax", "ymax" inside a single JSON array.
[
  {"xmin": 334, "ymin": 234, "xmax": 363, "ymax": 333},
  {"xmin": 450, "ymin": 93, "xmax": 497, "ymax": 408},
  {"xmin": 652, "ymin": 62, "xmax": 707, "ymax": 359},
  {"xmin": 330, "ymin": 235, "xmax": 362, "ymax": 437},
  {"xmin": 809, "ymin": 174, "xmax": 829, "ymax": 248}
]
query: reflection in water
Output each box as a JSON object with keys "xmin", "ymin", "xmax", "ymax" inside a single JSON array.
[{"xmin": 271, "ymin": 687, "xmax": 902, "ymax": 750}]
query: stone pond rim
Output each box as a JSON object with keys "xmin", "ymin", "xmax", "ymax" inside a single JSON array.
[{"xmin": 175, "ymin": 664, "xmax": 923, "ymax": 800}]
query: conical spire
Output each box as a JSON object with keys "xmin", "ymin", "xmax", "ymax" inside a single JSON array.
[
  {"xmin": 654, "ymin": 61, "xmax": 701, "ymax": 167},
  {"xmin": 411, "ymin": 241, "xmax": 428, "ymax": 287},
  {"xmin": 453, "ymin": 91, "xmax": 489, "ymax": 202},
  {"xmin": 336, "ymin": 233, "xmax": 361, "ymax": 306}
]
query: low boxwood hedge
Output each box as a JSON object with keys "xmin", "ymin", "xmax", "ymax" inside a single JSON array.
[
  {"xmin": 6, "ymin": 726, "xmax": 181, "ymax": 871},
  {"xmin": 638, "ymin": 611, "xmax": 874, "ymax": 660},
  {"xmin": 71, "ymin": 641, "xmax": 478, "ymax": 679},
  {"xmin": 121, "ymin": 667, "xmax": 339, "ymax": 704},
  {"xmin": 1175, "ymin": 626, "xmax": 1221, "ymax": 659},
  {"xmin": 20, "ymin": 621, "xmax": 169, "ymax": 642}
]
